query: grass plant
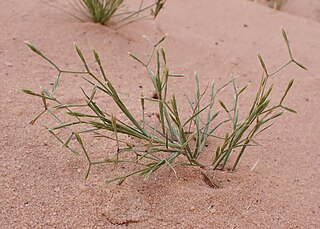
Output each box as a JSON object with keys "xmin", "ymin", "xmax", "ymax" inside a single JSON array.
[
  {"xmin": 70, "ymin": 0, "xmax": 166, "ymax": 27},
  {"xmin": 23, "ymin": 29, "xmax": 306, "ymax": 184},
  {"xmin": 269, "ymin": 0, "xmax": 287, "ymax": 10},
  {"xmin": 251, "ymin": 0, "xmax": 287, "ymax": 10}
]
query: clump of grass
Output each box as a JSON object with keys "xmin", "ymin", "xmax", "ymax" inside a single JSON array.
[
  {"xmin": 77, "ymin": 0, "xmax": 124, "ymax": 24},
  {"xmin": 251, "ymin": 0, "xmax": 287, "ymax": 10},
  {"xmin": 71, "ymin": 0, "xmax": 166, "ymax": 27},
  {"xmin": 23, "ymin": 29, "xmax": 306, "ymax": 184},
  {"xmin": 268, "ymin": 0, "xmax": 287, "ymax": 10}
]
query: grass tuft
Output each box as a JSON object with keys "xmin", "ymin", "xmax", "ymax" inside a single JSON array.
[
  {"xmin": 269, "ymin": 0, "xmax": 287, "ymax": 10},
  {"xmin": 250, "ymin": 0, "xmax": 287, "ymax": 10},
  {"xmin": 70, "ymin": 0, "xmax": 166, "ymax": 27},
  {"xmin": 23, "ymin": 29, "xmax": 306, "ymax": 184}
]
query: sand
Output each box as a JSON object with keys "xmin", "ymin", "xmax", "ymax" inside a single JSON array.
[{"xmin": 1, "ymin": 0, "xmax": 320, "ymax": 228}]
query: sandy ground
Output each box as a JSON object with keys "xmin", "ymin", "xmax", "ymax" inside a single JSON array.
[{"xmin": 1, "ymin": 0, "xmax": 320, "ymax": 228}]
